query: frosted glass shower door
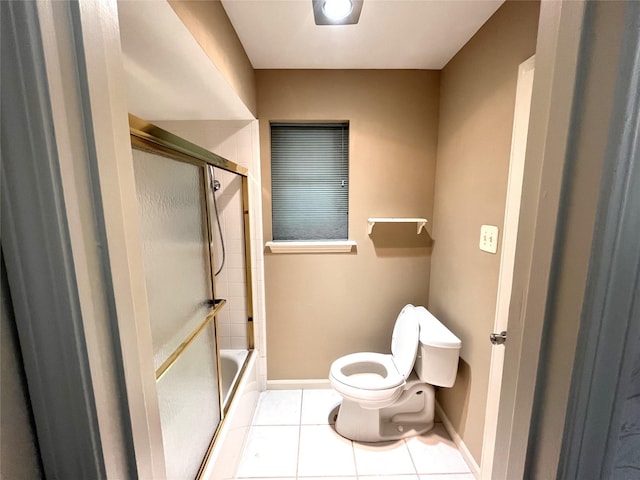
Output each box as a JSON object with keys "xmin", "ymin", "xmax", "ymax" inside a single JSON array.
[{"xmin": 132, "ymin": 149, "xmax": 220, "ymax": 479}]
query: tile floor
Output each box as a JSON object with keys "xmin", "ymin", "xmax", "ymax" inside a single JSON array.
[{"xmin": 232, "ymin": 389, "xmax": 474, "ymax": 480}]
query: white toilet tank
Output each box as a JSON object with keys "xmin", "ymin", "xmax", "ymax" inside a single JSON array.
[{"xmin": 414, "ymin": 307, "xmax": 461, "ymax": 388}]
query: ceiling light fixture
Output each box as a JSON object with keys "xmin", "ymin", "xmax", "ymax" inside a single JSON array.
[
  {"xmin": 312, "ymin": 0, "xmax": 363, "ymax": 25},
  {"xmin": 322, "ymin": 0, "xmax": 352, "ymax": 20}
]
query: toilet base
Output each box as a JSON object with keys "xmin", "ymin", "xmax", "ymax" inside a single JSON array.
[{"xmin": 334, "ymin": 381, "xmax": 435, "ymax": 442}]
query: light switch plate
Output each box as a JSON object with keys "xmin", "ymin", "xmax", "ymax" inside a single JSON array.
[{"xmin": 480, "ymin": 225, "xmax": 499, "ymax": 254}]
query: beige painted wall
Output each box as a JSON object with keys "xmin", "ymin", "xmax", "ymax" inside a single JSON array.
[
  {"xmin": 257, "ymin": 70, "xmax": 440, "ymax": 380},
  {"xmin": 169, "ymin": 0, "xmax": 257, "ymax": 117},
  {"xmin": 427, "ymin": 0, "xmax": 540, "ymax": 464}
]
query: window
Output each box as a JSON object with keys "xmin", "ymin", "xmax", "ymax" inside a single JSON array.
[{"xmin": 270, "ymin": 123, "xmax": 349, "ymax": 241}]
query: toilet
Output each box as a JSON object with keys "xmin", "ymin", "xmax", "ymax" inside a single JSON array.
[{"xmin": 329, "ymin": 304, "xmax": 461, "ymax": 442}]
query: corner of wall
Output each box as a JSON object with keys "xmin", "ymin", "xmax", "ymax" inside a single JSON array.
[{"xmin": 168, "ymin": 0, "xmax": 257, "ymax": 117}]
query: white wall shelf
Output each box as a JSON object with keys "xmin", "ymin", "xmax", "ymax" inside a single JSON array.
[{"xmin": 367, "ymin": 217, "xmax": 428, "ymax": 235}]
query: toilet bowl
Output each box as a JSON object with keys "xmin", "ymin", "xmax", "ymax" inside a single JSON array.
[{"xmin": 329, "ymin": 304, "xmax": 461, "ymax": 442}]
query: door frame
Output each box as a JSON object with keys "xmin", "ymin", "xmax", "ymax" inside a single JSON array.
[
  {"xmin": 480, "ymin": 54, "xmax": 535, "ymax": 480},
  {"xmin": 486, "ymin": 1, "xmax": 588, "ymax": 478},
  {"xmin": 2, "ymin": 1, "xmax": 165, "ymax": 478},
  {"xmin": 558, "ymin": 1, "xmax": 640, "ymax": 476}
]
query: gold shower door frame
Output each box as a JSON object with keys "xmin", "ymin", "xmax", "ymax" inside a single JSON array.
[{"xmin": 129, "ymin": 114, "xmax": 255, "ymax": 478}]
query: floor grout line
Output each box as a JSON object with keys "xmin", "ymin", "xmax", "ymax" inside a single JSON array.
[
  {"xmin": 295, "ymin": 390, "xmax": 303, "ymax": 479},
  {"xmin": 295, "ymin": 423, "xmax": 301, "ymax": 480},
  {"xmin": 404, "ymin": 437, "xmax": 419, "ymax": 476},
  {"xmin": 241, "ymin": 389, "xmax": 472, "ymax": 480},
  {"xmin": 351, "ymin": 436, "xmax": 358, "ymax": 479}
]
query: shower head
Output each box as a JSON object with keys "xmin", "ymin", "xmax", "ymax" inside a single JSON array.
[{"xmin": 208, "ymin": 165, "xmax": 221, "ymax": 192}]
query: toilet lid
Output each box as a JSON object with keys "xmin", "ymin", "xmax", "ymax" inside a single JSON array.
[{"xmin": 390, "ymin": 304, "xmax": 420, "ymax": 379}]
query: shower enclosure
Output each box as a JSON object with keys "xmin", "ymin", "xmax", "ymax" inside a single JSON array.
[{"xmin": 129, "ymin": 115, "xmax": 254, "ymax": 478}]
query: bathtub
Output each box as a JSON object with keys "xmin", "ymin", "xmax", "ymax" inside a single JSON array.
[
  {"xmin": 201, "ymin": 349, "xmax": 259, "ymax": 480},
  {"xmin": 220, "ymin": 349, "xmax": 249, "ymax": 405}
]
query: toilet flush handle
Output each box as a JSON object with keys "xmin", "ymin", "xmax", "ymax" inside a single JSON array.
[{"xmin": 490, "ymin": 331, "xmax": 507, "ymax": 345}]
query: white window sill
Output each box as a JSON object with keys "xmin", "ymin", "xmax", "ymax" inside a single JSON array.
[{"xmin": 265, "ymin": 240, "xmax": 357, "ymax": 254}]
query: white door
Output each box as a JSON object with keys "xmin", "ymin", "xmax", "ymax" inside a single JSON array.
[{"xmin": 480, "ymin": 55, "xmax": 535, "ymax": 480}]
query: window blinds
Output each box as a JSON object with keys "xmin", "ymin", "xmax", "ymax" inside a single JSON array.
[{"xmin": 271, "ymin": 123, "xmax": 349, "ymax": 241}]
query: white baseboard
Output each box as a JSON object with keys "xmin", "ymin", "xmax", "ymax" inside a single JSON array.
[
  {"xmin": 267, "ymin": 379, "xmax": 332, "ymax": 390},
  {"xmin": 435, "ymin": 401, "xmax": 480, "ymax": 479}
]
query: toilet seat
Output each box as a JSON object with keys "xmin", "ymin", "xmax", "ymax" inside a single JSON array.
[
  {"xmin": 329, "ymin": 352, "xmax": 405, "ymax": 408},
  {"xmin": 329, "ymin": 305, "xmax": 421, "ymax": 409},
  {"xmin": 330, "ymin": 352, "xmax": 404, "ymax": 391}
]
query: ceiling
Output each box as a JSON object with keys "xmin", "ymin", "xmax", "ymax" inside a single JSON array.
[
  {"xmin": 117, "ymin": 0, "xmax": 505, "ymax": 121},
  {"xmin": 221, "ymin": 0, "xmax": 505, "ymax": 69}
]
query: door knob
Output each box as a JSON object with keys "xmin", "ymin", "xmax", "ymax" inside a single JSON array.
[{"xmin": 490, "ymin": 331, "xmax": 507, "ymax": 345}]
